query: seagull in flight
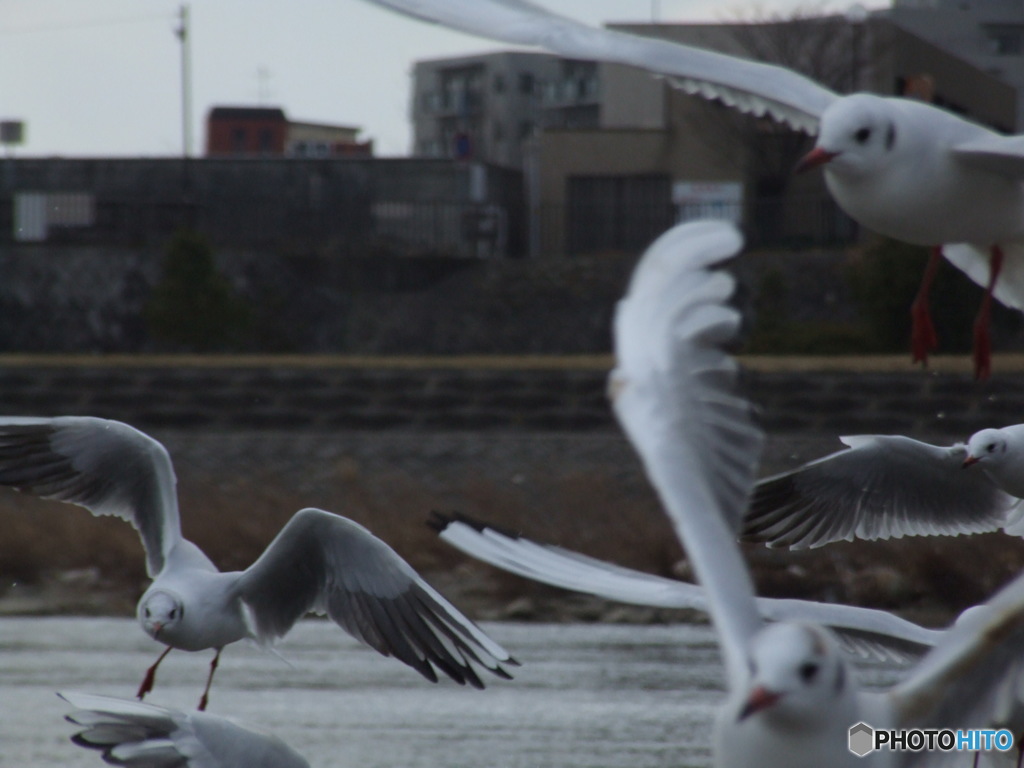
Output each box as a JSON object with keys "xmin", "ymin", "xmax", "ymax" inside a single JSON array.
[
  {"xmin": 742, "ymin": 425, "xmax": 1024, "ymax": 549},
  {"xmin": 564, "ymin": 217, "xmax": 1024, "ymax": 765},
  {"xmin": 363, "ymin": 0, "xmax": 1024, "ymax": 378},
  {"xmin": 429, "ymin": 511, "xmax": 941, "ymax": 663},
  {"xmin": 61, "ymin": 691, "xmax": 311, "ymax": 768},
  {"xmin": 0, "ymin": 417, "xmax": 517, "ymax": 710}
]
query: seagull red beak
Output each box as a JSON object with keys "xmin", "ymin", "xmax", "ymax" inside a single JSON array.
[
  {"xmin": 795, "ymin": 147, "xmax": 839, "ymax": 174},
  {"xmin": 962, "ymin": 456, "xmax": 980, "ymax": 468},
  {"xmin": 738, "ymin": 686, "xmax": 782, "ymax": 721}
]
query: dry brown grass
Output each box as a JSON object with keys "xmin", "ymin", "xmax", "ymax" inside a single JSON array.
[{"xmin": 3, "ymin": 429, "xmax": 1023, "ymax": 626}]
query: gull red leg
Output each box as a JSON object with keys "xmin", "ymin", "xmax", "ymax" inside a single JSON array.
[
  {"xmin": 197, "ymin": 647, "xmax": 222, "ymax": 711},
  {"xmin": 910, "ymin": 246, "xmax": 942, "ymax": 366},
  {"xmin": 972, "ymin": 245, "xmax": 1004, "ymax": 381},
  {"xmin": 136, "ymin": 645, "xmax": 173, "ymax": 701}
]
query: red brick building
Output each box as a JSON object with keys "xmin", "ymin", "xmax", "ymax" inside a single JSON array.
[
  {"xmin": 205, "ymin": 106, "xmax": 372, "ymax": 158},
  {"xmin": 205, "ymin": 107, "xmax": 288, "ymax": 156}
]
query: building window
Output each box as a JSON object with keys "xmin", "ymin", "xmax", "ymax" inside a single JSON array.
[
  {"xmin": 493, "ymin": 73, "xmax": 505, "ymax": 93},
  {"xmin": 231, "ymin": 127, "xmax": 247, "ymax": 152},
  {"xmin": 519, "ymin": 72, "xmax": 534, "ymax": 95},
  {"xmin": 259, "ymin": 128, "xmax": 274, "ymax": 153},
  {"xmin": 991, "ymin": 30, "xmax": 1023, "ymax": 55}
]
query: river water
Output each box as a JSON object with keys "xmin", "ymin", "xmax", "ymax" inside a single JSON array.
[{"xmin": 0, "ymin": 617, "xmax": 904, "ymax": 768}]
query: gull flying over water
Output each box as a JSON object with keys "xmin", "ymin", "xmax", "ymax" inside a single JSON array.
[
  {"xmin": 0, "ymin": 416, "xmax": 517, "ymax": 710},
  {"xmin": 61, "ymin": 691, "xmax": 310, "ymax": 768},
  {"xmin": 742, "ymin": 426, "xmax": 1024, "ymax": 549},
  {"xmin": 554, "ymin": 218, "xmax": 1024, "ymax": 766},
  {"xmin": 363, "ymin": 0, "xmax": 1024, "ymax": 378}
]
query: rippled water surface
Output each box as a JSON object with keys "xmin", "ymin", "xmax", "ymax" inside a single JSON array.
[
  {"xmin": 0, "ymin": 617, "xmax": 906, "ymax": 768},
  {"xmin": 0, "ymin": 617, "xmax": 727, "ymax": 768}
]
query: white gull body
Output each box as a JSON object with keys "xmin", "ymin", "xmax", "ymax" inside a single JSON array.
[
  {"xmin": 743, "ymin": 425, "xmax": 1024, "ymax": 549},
  {"xmin": 568, "ymin": 219, "xmax": 1024, "ymax": 766},
  {"xmin": 0, "ymin": 417, "xmax": 517, "ymax": 709},
  {"xmin": 362, "ymin": 0, "xmax": 1024, "ymax": 373},
  {"xmin": 61, "ymin": 691, "xmax": 310, "ymax": 768}
]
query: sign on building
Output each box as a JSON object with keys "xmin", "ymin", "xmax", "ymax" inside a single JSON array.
[{"xmin": 672, "ymin": 181, "xmax": 743, "ymax": 225}]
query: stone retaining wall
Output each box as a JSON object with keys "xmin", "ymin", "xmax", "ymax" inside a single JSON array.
[{"xmin": 0, "ymin": 357, "xmax": 1020, "ymax": 438}]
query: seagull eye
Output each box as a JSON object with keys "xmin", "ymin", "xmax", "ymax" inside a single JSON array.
[
  {"xmin": 987, "ymin": 443, "xmax": 997, "ymax": 453},
  {"xmin": 854, "ymin": 127, "xmax": 871, "ymax": 144},
  {"xmin": 799, "ymin": 662, "xmax": 820, "ymax": 683}
]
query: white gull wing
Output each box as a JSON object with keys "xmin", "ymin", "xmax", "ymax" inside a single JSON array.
[
  {"xmin": 742, "ymin": 435, "xmax": 1022, "ymax": 549},
  {"xmin": 943, "ymin": 242, "xmax": 1024, "ymax": 312},
  {"xmin": 886, "ymin": 568, "xmax": 1024, "ymax": 758},
  {"xmin": 952, "ymin": 133, "xmax": 1024, "ymax": 180},
  {"xmin": 431, "ymin": 512, "xmax": 942, "ymax": 662},
  {"xmin": 61, "ymin": 691, "xmax": 310, "ymax": 768},
  {"xmin": 0, "ymin": 416, "xmax": 180, "ymax": 577},
  {"xmin": 363, "ymin": 0, "xmax": 835, "ymax": 133},
  {"xmin": 608, "ymin": 220, "xmax": 764, "ymax": 691},
  {"xmin": 234, "ymin": 508, "xmax": 518, "ymax": 689}
]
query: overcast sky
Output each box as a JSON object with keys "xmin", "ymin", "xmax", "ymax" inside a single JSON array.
[{"xmin": 0, "ymin": 0, "xmax": 888, "ymax": 158}]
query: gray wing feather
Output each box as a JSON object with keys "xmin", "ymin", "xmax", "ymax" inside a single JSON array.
[
  {"xmin": 236, "ymin": 508, "xmax": 518, "ymax": 688},
  {"xmin": 61, "ymin": 691, "xmax": 309, "ymax": 768},
  {"xmin": 743, "ymin": 435, "xmax": 1018, "ymax": 549},
  {"xmin": 364, "ymin": 0, "xmax": 834, "ymax": 132},
  {"xmin": 431, "ymin": 512, "xmax": 939, "ymax": 662},
  {"xmin": 888, "ymin": 571, "xmax": 1024, "ymax": 765},
  {"xmin": 0, "ymin": 417, "xmax": 180, "ymax": 576}
]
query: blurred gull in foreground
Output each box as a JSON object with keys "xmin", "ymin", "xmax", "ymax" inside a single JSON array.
[
  {"xmin": 0, "ymin": 417, "xmax": 517, "ymax": 709},
  {"xmin": 576, "ymin": 219, "xmax": 1024, "ymax": 766},
  {"xmin": 61, "ymin": 691, "xmax": 310, "ymax": 768},
  {"xmin": 363, "ymin": 0, "xmax": 1024, "ymax": 377}
]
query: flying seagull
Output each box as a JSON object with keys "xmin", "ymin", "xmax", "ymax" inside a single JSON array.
[
  {"xmin": 585, "ymin": 218, "xmax": 1024, "ymax": 765},
  {"xmin": 362, "ymin": 0, "xmax": 1024, "ymax": 378},
  {"xmin": 61, "ymin": 691, "xmax": 310, "ymax": 768},
  {"xmin": 429, "ymin": 511, "xmax": 941, "ymax": 663},
  {"xmin": 742, "ymin": 426, "xmax": 1024, "ymax": 549},
  {"xmin": 0, "ymin": 417, "xmax": 517, "ymax": 710}
]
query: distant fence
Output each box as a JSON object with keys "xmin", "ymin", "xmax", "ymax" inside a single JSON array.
[
  {"xmin": 1, "ymin": 194, "xmax": 516, "ymax": 259},
  {"xmin": 0, "ymin": 157, "xmax": 527, "ymax": 259}
]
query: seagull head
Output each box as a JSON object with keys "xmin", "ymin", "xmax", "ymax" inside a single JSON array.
[
  {"xmin": 738, "ymin": 623, "xmax": 849, "ymax": 726},
  {"xmin": 138, "ymin": 589, "xmax": 185, "ymax": 640},
  {"xmin": 797, "ymin": 94, "xmax": 897, "ymax": 178},
  {"xmin": 964, "ymin": 428, "xmax": 1008, "ymax": 468}
]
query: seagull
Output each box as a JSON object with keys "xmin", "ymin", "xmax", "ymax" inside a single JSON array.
[
  {"xmin": 429, "ymin": 511, "xmax": 940, "ymax": 662},
  {"xmin": 61, "ymin": 691, "xmax": 310, "ymax": 768},
  {"xmin": 572, "ymin": 218, "xmax": 1024, "ymax": 766},
  {"xmin": 742, "ymin": 426, "xmax": 1024, "ymax": 550},
  {"xmin": 0, "ymin": 417, "xmax": 517, "ymax": 710},
  {"xmin": 362, "ymin": 0, "xmax": 1024, "ymax": 378}
]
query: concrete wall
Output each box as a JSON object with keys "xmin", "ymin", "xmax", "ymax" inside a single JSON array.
[
  {"xmin": 0, "ymin": 359, "xmax": 1017, "ymax": 440},
  {"xmin": 0, "ymin": 158, "xmax": 524, "ymax": 257}
]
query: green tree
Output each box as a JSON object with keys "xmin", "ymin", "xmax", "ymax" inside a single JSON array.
[{"xmin": 146, "ymin": 229, "xmax": 251, "ymax": 351}]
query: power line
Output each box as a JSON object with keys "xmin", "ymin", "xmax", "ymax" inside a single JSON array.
[{"xmin": 0, "ymin": 13, "xmax": 174, "ymax": 36}]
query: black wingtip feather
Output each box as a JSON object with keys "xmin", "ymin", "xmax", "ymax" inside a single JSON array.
[{"xmin": 429, "ymin": 510, "xmax": 525, "ymax": 541}]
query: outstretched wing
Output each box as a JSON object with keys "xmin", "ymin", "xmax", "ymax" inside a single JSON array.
[
  {"xmin": 363, "ymin": 0, "xmax": 835, "ymax": 133},
  {"xmin": 0, "ymin": 416, "xmax": 180, "ymax": 577},
  {"xmin": 609, "ymin": 220, "xmax": 764, "ymax": 691},
  {"xmin": 743, "ymin": 435, "xmax": 1020, "ymax": 549},
  {"xmin": 61, "ymin": 691, "xmax": 310, "ymax": 768},
  {"xmin": 431, "ymin": 512, "xmax": 941, "ymax": 662},
  {"xmin": 235, "ymin": 508, "xmax": 518, "ymax": 688},
  {"xmin": 888, "ymin": 570, "xmax": 1024, "ymax": 762}
]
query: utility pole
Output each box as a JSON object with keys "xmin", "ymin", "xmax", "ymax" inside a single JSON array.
[{"xmin": 176, "ymin": 4, "xmax": 193, "ymax": 157}]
